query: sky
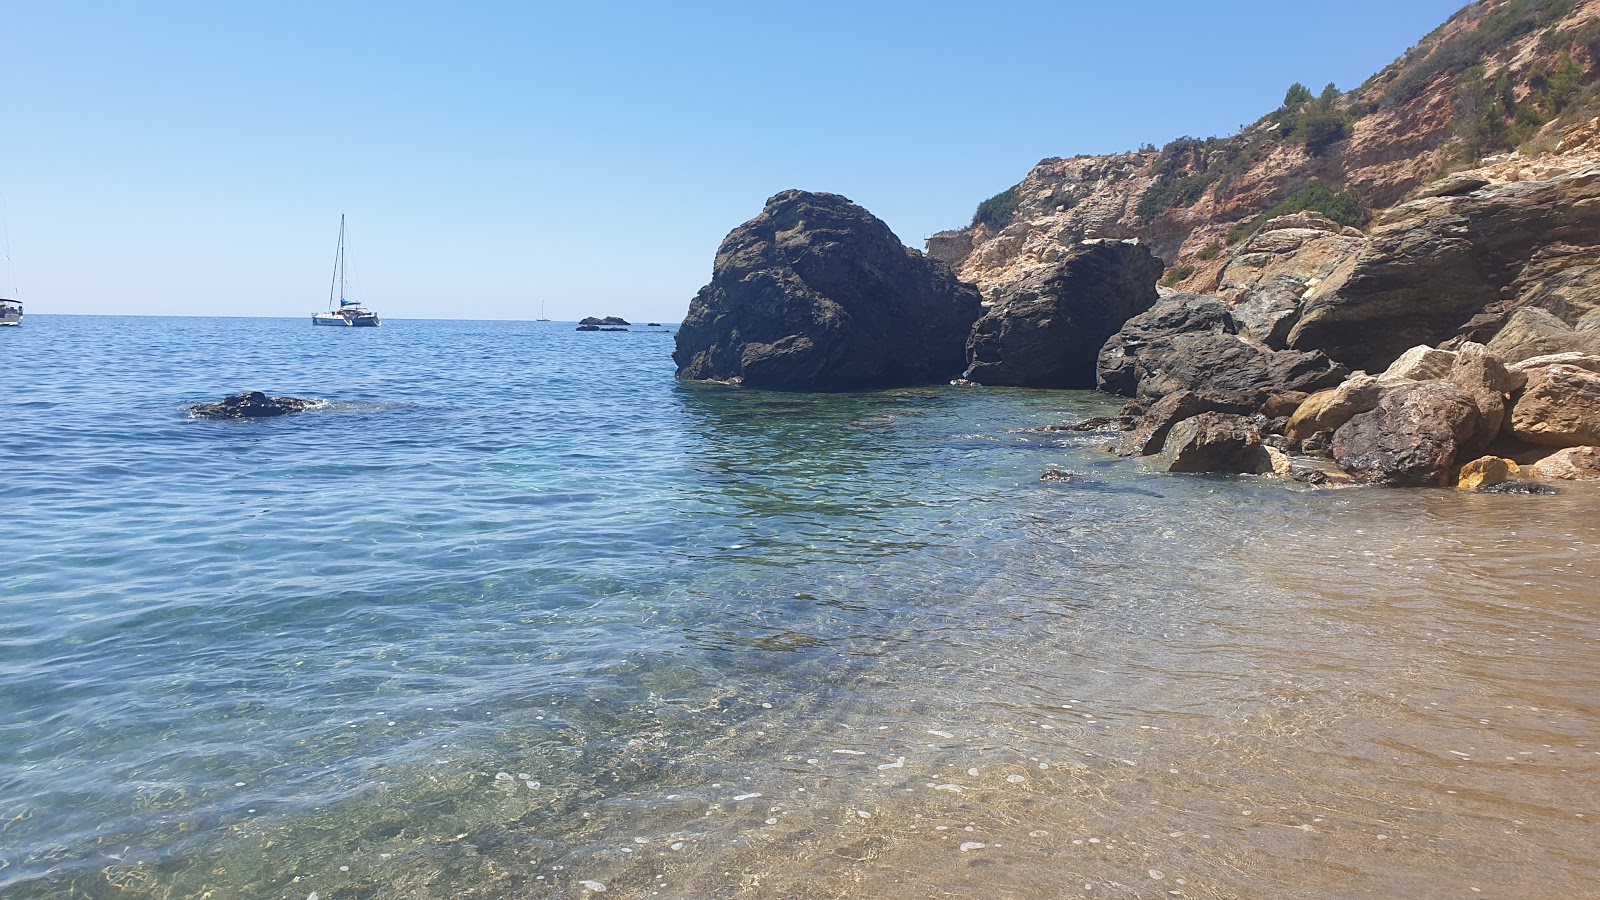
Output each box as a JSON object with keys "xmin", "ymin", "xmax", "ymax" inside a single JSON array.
[{"xmin": 3, "ymin": 0, "xmax": 1468, "ymax": 323}]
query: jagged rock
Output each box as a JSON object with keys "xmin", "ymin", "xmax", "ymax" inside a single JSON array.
[
  {"xmin": 1284, "ymin": 374, "xmax": 1384, "ymax": 446},
  {"xmin": 963, "ymin": 241, "xmax": 1163, "ymax": 387},
  {"xmin": 1528, "ymin": 446, "xmax": 1600, "ymax": 480},
  {"xmin": 189, "ymin": 391, "xmax": 319, "ymax": 420},
  {"xmin": 580, "ymin": 316, "xmax": 631, "ymax": 326},
  {"xmin": 1116, "ymin": 390, "xmax": 1254, "ymax": 457},
  {"xmin": 1416, "ymin": 174, "xmax": 1490, "ymax": 198},
  {"xmin": 1097, "ymin": 293, "xmax": 1347, "ymax": 404},
  {"xmin": 1290, "ymin": 167, "xmax": 1600, "ymax": 372},
  {"xmin": 1332, "ymin": 381, "xmax": 1482, "ymax": 487},
  {"xmin": 1509, "ymin": 352, "xmax": 1600, "ymax": 375},
  {"xmin": 1448, "ymin": 342, "xmax": 1520, "ymax": 452},
  {"xmin": 1155, "ymin": 412, "xmax": 1271, "ymax": 474},
  {"xmin": 674, "ymin": 190, "xmax": 982, "ymax": 390},
  {"xmin": 1486, "ymin": 306, "xmax": 1600, "ymax": 362},
  {"xmin": 1229, "ymin": 275, "xmax": 1308, "ymax": 349},
  {"xmin": 1457, "ymin": 456, "xmax": 1518, "ymax": 490},
  {"xmin": 1378, "ymin": 346, "xmax": 1458, "ymax": 383},
  {"xmin": 1506, "ymin": 363, "xmax": 1600, "ymax": 447},
  {"xmin": 1265, "ymin": 446, "xmax": 1293, "ymax": 475}
]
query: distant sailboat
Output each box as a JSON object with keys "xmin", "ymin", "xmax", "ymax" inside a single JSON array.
[
  {"xmin": 312, "ymin": 215, "xmax": 379, "ymax": 327},
  {"xmin": 536, "ymin": 300, "xmax": 551, "ymax": 322}
]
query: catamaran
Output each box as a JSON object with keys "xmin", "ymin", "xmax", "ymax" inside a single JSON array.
[{"xmin": 312, "ymin": 215, "xmax": 379, "ymax": 327}]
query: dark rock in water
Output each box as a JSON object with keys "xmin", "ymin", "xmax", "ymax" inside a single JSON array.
[
  {"xmin": 1060, "ymin": 415, "xmax": 1122, "ymax": 432},
  {"xmin": 599, "ymin": 326, "xmax": 629, "ymax": 332},
  {"xmin": 1331, "ymin": 380, "xmax": 1481, "ymax": 487},
  {"xmin": 576, "ymin": 324, "xmax": 601, "ymax": 331},
  {"xmin": 647, "ymin": 323, "xmax": 662, "ymax": 327},
  {"xmin": 1156, "ymin": 412, "xmax": 1272, "ymax": 474},
  {"xmin": 673, "ymin": 190, "xmax": 984, "ymax": 390},
  {"xmin": 580, "ymin": 316, "xmax": 631, "ymax": 326},
  {"xmin": 962, "ymin": 240, "xmax": 1163, "ymax": 387},
  {"xmin": 190, "ymin": 391, "xmax": 318, "ymax": 420},
  {"xmin": 1040, "ymin": 469, "xmax": 1080, "ymax": 483},
  {"xmin": 1118, "ymin": 390, "xmax": 1256, "ymax": 457},
  {"xmin": 1097, "ymin": 293, "xmax": 1347, "ymax": 404},
  {"xmin": 1477, "ymin": 480, "xmax": 1560, "ymax": 494}
]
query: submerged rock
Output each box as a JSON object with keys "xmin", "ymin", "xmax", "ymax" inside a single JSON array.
[
  {"xmin": 189, "ymin": 391, "xmax": 319, "ymax": 420},
  {"xmin": 963, "ymin": 240, "xmax": 1162, "ymax": 388},
  {"xmin": 673, "ymin": 190, "xmax": 983, "ymax": 390}
]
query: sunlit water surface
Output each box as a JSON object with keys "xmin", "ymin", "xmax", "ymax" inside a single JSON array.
[{"xmin": 1, "ymin": 316, "xmax": 1597, "ymax": 899}]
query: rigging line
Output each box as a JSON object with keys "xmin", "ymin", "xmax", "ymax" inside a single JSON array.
[{"xmin": 0, "ymin": 191, "xmax": 15, "ymax": 297}]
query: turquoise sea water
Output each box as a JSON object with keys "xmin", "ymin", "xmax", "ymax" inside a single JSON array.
[{"xmin": 2, "ymin": 316, "xmax": 1599, "ymax": 899}]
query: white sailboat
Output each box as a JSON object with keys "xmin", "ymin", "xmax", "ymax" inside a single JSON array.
[
  {"xmin": 536, "ymin": 300, "xmax": 551, "ymax": 322},
  {"xmin": 312, "ymin": 215, "xmax": 379, "ymax": 327}
]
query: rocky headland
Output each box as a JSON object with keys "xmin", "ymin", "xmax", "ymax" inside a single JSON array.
[{"xmin": 675, "ymin": 0, "xmax": 1600, "ymax": 488}]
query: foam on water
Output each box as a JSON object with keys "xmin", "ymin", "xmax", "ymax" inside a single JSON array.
[{"xmin": 2, "ymin": 316, "xmax": 1599, "ymax": 898}]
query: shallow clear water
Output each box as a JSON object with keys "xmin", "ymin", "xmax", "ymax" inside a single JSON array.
[{"xmin": 1, "ymin": 316, "xmax": 1597, "ymax": 899}]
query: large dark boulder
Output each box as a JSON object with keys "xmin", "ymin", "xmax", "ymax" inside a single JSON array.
[
  {"xmin": 962, "ymin": 240, "xmax": 1163, "ymax": 387},
  {"xmin": 580, "ymin": 316, "xmax": 631, "ymax": 326},
  {"xmin": 1117, "ymin": 390, "xmax": 1256, "ymax": 457},
  {"xmin": 1289, "ymin": 167, "xmax": 1600, "ymax": 372},
  {"xmin": 189, "ymin": 391, "xmax": 319, "ymax": 420},
  {"xmin": 1331, "ymin": 380, "xmax": 1482, "ymax": 487},
  {"xmin": 1097, "ymin": 293, "xmax": 1348, "ymax": 404},
  {"xmin": 673, "ymin": 190, "xmax": 984, "ymax": 390}
]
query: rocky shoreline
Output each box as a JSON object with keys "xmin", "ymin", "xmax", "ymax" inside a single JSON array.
[{"xmin": 672, "ymin": 0, "xmax": 1600, "ymax": 491}]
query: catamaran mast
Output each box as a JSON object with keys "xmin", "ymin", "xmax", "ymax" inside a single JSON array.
[{"xmin": 328, "ymin": 214, "xmax": 345, "ymax": 309}]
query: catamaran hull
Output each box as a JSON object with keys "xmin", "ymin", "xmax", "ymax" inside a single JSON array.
[{"xmin": 312, "ymin": 313, "xmax": 379, "ymax": 327}]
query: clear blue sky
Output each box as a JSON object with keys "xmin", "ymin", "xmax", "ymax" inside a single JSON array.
[{"xmin": 4, "ymin": 1, "xmax": 1466, "ymax": 322}]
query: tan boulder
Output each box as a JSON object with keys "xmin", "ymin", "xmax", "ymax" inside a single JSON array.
[
  {"xmin": 1266, "ymin": 446, "xmax": 1292, "ymax": 476},
  {"xmin": 1529, "ymin": 446, "xmax": 1600, "ymax": 480},
  {"xmin": 1448, "ymin": 342, "xmax": 1521, "ymax": 452},
  {"xmin": 1487, "ymin": 306, "xmax": 1600, "ymax": 363},
  {"xmin": 1378, "ymin": 345, "xmax": 1457, "ymax": 383},
  {"xmin": 1507, "ymin": 364, "xmax": 1600, "ymax": 447},
  {"xmin": 1457, "ymin": 456, "xmax": 1519, "ymax": 491},
  {"xmin": 1284, "ymin": 374, "xmax": 1383, "ymax": 445}
]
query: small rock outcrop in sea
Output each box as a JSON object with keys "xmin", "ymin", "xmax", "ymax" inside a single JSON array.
[
  {"xmin": 673, "ymin": 190, "xmax": 983, "ymax": 391},
  {"xmin": 962, "ymin": 240, "xmax": 1163, "ymax": 388},
  {"xmin": 189, "ymin": 391, "xmax": 319, "ymax": 420},
  {"xmin": 580, "ymin": 316, "xmax": 631, "ymax": 326},
  {"xmin": 1096, "ymin": 293, "xmax": 1347, "ymax": 404}
]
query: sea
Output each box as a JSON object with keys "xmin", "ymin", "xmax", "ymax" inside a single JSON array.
[{"xmin": 1, "ymin": 315, "xmax": 1597, "ymax": 899}]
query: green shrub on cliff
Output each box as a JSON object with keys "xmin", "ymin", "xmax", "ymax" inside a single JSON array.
[
  {"xmin": 972, "ymin": 185, "xmax": 1021, "ymax": 229},
  {"xmin": 1265, "ymin": 181, "xmax": 1370, "ymax": 229},
  {"xmin": 1277, "ymin": 82, "xmax": 1353, "ymax": 156}
]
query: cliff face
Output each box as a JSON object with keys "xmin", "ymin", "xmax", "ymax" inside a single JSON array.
[{"xmin": 933, "ymin": 0, "xmax": 1600, "ymax": 302}]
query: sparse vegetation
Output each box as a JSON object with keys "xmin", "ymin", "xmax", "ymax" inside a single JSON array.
[
  {"xmin": 1263, "ymin": 181, "xmax": 1370, "ymax": 229},
  {"xmin": 1383, "ymin": 0, "xmax": 1579, "ymax": 109},
  {"xmin": 1276, "ymin": 82, "xmax": 1354, "ymax": 156},
  {"xmin": 1161, "ymin": 264, "xmax": 1196, "ymax": 287},
  {"xmin": 1455, "ymin": 49, "xmax": 1592, "ymax": 158},
  {"xmin": 972, "ymin": 185, "xmax": 1021, "ymax": 230},
  {"xmin": 1195, "ymin": 241, "xmax": 1222, "ymax": 261}
]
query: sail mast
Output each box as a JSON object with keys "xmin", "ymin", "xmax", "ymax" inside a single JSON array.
[
  {"xmin": 339, "ymin": 214, "xmax": 347, "ymax": 303},
  {"xmin": 327, "ymin": 214, "xmax": 344, "ymax": 309}
]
